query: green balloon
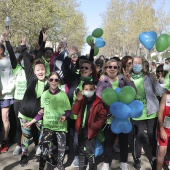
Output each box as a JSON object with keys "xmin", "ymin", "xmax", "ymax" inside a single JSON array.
[
  {"xmin": 86, "ymin": 35, "xmax": 94, "ymax": 46},
  {"xmin": 94, "ymin": 46, "xmax": 99, "ymax": 56},
  {"xmin": 156, "ymin": 34, "xmax": 170, "ymax": 52},
  {"xmin": 118, "ymin": 86, "xmax": 136, "ymax": 104},
  {"xmin": 92, "ymin": 28, "xmax": 103, "ymax": 38},
  {"xmin": 101, "ymin": 88, "xmax": 118, "ymax": 106},
  {"xmin": 97, "ymin": 130, "xmax": 105, "ymax": 143}
]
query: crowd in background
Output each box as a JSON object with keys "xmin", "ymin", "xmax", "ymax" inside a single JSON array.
[{"xmin": 0, "ymin": 28, "xmax": 170, "ymax": 170}]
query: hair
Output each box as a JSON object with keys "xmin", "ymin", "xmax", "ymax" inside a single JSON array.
[
  {"xmin": 0, "ymin": 44, "xmax": 5, "ymax": 53},
  {"xmin": 121, "ymin": 55, "xmax": 133, "ymax": 70},
  {"xmin": 32, "ymin": 58, "xmax": 45, "ymax": 70},
  {"xmin": 156, "ymin": 64, "xmax": 166, "ymax": 78},
  {"xmin": 48, "ymin": 72, "xmax": 60, "ymax": 80},
  {"xmin": 165, "ymin": 57, "xmax": 170, "ymax": 63},
  {"xmin": 133, "ymin": 56, "xmax": 149, "ymax": 75},
  {"xmin": 95, "ymin": 58, "xmax": 104, "ymax": 68},
  {"xmin": 82, "ymin": 81, "xmax": 96, "ymax": 89},
  {"xmin": 110, "ymin": 57, "xmax": 121, "ymax": 61},
  {"xmin": 144, "ymin": 60, "xmax": 149, "ymax": 72},
  {"xmin": 103, "ymin": 59, "xmax": 119, "ymax": 75},
  {"xmin": 80, "ymin": 60, "xmax": 97, "ymax": 78},
  {"xmin": 45, "ymin": 47, "xmax": 53, "ymax": 54}
]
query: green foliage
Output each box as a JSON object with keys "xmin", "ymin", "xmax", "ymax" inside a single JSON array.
[{"xmin": 0, "ymin": 0, "xmax": 86, "ymax": 49}]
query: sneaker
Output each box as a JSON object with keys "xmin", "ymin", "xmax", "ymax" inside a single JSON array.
[
  {"xmin": 151, "ymin": 159, "xmax": 157, "ymax": 170},
  {"xmin": 46, "ymin": 156, "xmax": 57, "ymax": 166},
  {"xmin": 120, "ymin": 162, "xmax": 128, "ymax": 170},
  {"xmin": 35, "ymin": 145, "xmax": 41, "ymax": 155},
  {"xmin": 13, "ymin": 145, "xmax": 22, "ymax": 156},
  {"xmin": 134, "ymin": 159, "xmax": 141, "ymax": 170},
  {"xmin": 63, "ymin": 154, "xmax": 68, "ymax": 164},
  {"xmin": 54, "ymin": 163, "xmax": 65, "ymax": 170},
  {"xmin": 101, "ymin": 163, "xmax": 109, "ymax": 170},
  {"xmin": 0, "ymin": 143, "xmax": 8, "ymax": 153},
  {"xmin": 72, "ymin": 156, "xmax": 79, "ymax": 167},
  {"xmin": 19, "ymin": 154, "xmax": 28, "ymax": 167},
  {"xmin": 113, "ymin": 144, "xmax": 120, "ymax": 153},
  {"xmin": 165, "ymin": 159, "xmax": 170, "ymax": 166}
]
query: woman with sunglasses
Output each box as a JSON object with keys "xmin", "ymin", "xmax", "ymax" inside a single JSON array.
[
  {"xmin": 96, "ymin": 59, "xmax": 136, "ymax": 170},
  {"xmin": 131, "ymin": 56, "xmax": 163, "ymax": 170},
  {"xmin": 24, "ymin": 72, "xmax": 71, "ymax": 170},
  {"xmin": 68, "ymin": 60, "xmax": 97, "ymax": 167}
]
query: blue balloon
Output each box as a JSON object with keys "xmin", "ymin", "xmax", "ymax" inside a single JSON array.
[
  {"xmin": 94, "ymin": 139, "xmax": 104, "ymax": 157},
  {"xmin": 110, "ymin": 102, "xmax": 131, "ymax": 119},
  {"xmin": 95, "ymin": 37, "xmax": 106, "ymax": 48},
  {"xmin": 115, "ymin": 87, "xmax": 121, "ymax": 94},
  {"xmin": 129, "ymin": 100, "xmax": 144, "ymax": 118},
  {"xmin": 139, "ymin": 31, "xmax": 157, "ymax": 50},
  {"xmin": 111, "ymin": 118, "xmax": 132, "ymax": 134}
]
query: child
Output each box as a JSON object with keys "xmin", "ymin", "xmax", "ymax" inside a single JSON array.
[
  {"xmin": 72, "ymin": 81, "xmax": 107, "ymax": 170},
  {"xmin": 24, "ymin": 72, "xmax": 71, "ymax": 170},
  {"xmin": 157, "ymin": 91, "xmax": 170, "ymax": 170}
]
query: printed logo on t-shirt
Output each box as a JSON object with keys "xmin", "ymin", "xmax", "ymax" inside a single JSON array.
[{"xmin": 45, "ymin": 98, "xmax": 50, "ymax": 105}]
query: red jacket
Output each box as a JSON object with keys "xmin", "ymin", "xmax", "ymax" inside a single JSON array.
[{"xmin": 72, "ymin": 96, "xmax": 107, "ymax": 139}]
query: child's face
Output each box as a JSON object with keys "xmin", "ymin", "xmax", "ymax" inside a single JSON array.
[
  {"xmin": 48, "ymin": 74, "xmax": 60, "ymax": 90},
  {"xmin": 83, "ymin": 84, "xmax": 95, "ymax": 98}
]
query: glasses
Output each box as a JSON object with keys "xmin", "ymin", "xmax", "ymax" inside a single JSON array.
[
  {"xmin": 80, "ymin": 66, "xmax": 90, "ymax": 70},
  {"xmin": 106, "ymin": 66, "xmax": 118, "ymax": 69},
  {"xmin": 49, "ymin": 78, "xmax": 59, "ymax": 82}
]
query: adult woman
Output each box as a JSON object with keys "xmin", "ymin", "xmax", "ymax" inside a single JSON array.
[
  {"xmin": 18, "ymin": 37, "xmax": 49, "ymax": 167},
  {"xmin": 68, "ymin": 60, "xmax": 97, "ymax": 167},
  {"xmin": 96, "ymin": 59, "xmax": 136, "ymax": 170},
  {"xmin": 121, "ymin": 55, "xmax": 133, "ymax": 74},
  {"xmin": 0, "ymin": 41, "xmax": 15, "ymax": 153},
  {"xmin": 131, "ymin": 56, "xmax": 162, "ymax": 170}
]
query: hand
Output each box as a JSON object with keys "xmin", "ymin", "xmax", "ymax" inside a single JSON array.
[
  {"xmin": 76, "ymin": 91, "xmax": 83, "ymax": 100},
  {"xmin": 160, "ymin": 127, "xmax": 167, "ymax": 141},
  {"xmin": 23, "ymin": 122, "xmax": 32, "ymax": 128},
  {"xmin": 123, "ymin": 68, "xmax": 131, "ymax": 82},
  {"xmin": 2, "ymin": 30, "xmax": 10, "ymax": 41},
  {"xmin": 99, "ymin": 75, "xmax": 105, "ymax": 81},
  {"xmin": 59, "ymin": 116, "xmax": 66, "ymax": 122},
  {"xmin": 21, "ymin": 35, "xmax": 27, "ymax": 45},
  {"xmin": 43, "ymin": 31, "xmax": 48, "ymax": 42}
]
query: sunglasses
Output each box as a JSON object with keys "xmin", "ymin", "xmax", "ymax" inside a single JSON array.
[
  {"xmin": 80, "ymin": 66, "xmax": 90, "ymax": 70},
  {"xmin": 106, "ymin": 66, "xmax": 118, "ymax": 69},
  {"xmin": 49, "ymin": 78, "xmax": 60, "ymax": 82}
]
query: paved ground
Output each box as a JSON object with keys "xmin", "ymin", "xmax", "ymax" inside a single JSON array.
[{"xmin": 0, "ymin": 133, "xmax": 170, "ymax": 170}]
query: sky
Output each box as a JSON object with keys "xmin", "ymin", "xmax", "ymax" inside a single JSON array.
[{"xmin": 76, "ymin": 0, "xmax": 170, "ymax": 54}]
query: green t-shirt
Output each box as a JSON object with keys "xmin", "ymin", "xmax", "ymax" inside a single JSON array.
[
  {"xmin": 13, "ymin": 64, "xmax": 27, "ymax": 100},
  {"xmin": 41, "ymin": 90, "xmax": 71, "ymax": 132},
  {"xmin": 42, "ymin": 56, "xmax": 50, "ymax": 77},
  {"xmin": 35, "ymin": 80, "xmax": 46, "ymax": 98},
  {"xmin": 132, "ymin": 76, "xmax": 157, "ymax": 120}
]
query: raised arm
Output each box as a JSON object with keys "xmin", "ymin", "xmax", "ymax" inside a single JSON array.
[{"xmin": 3, "ymin": 30, "xmax": 17, "ymax": 69}]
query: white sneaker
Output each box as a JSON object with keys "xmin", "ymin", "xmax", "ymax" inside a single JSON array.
[
  {"xmin": 120, "ymin": 162, "xmax": 128, "ymax": 170},
  {"xmin": 35, "ymin": 145, "xmax": 41, "ymax": 155},
  {"xmin": 101, "ymin": 163, "xmax": 109, "ymax": 170},
  {"xmin": 13, "ymin": 145, "xmax": 22, "ymax": 156},
  {"xmin": 113, "ymin": 144, "xmax": 120, "ymax": 153}
]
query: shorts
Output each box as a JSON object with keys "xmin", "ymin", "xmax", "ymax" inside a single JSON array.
[
  {"xmin": 0, "ymin": 99, "xmax": 14, "ymax": 108},
  {"xmin": 157, "ymin": 132, "xmax": 170, "ymax": 146}
]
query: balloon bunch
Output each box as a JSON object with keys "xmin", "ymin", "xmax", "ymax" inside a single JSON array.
[
  {"xmin": 101, "ymin": 86, "xmax": 144, "ymax": 134},
  {"xmin": 139, "ymin": 31, "xmax": 170, "ymax": 52},
  {"xmin": 86, "ymin": 28, "xmax": 106, "ymax": 56}
]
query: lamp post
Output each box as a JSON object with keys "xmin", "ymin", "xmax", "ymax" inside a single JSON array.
[
  {"xmin": 139, "ymin": 43, "xmax": 143, "ymax": 56},
  {"xmin": 4, "ymin": 16, "xmax": 11, "ymax": 30}
]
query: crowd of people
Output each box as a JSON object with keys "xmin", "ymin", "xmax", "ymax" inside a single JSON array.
[{"xmin": 0, "ymin": 28, "xmax": 170, "ymax": 170}]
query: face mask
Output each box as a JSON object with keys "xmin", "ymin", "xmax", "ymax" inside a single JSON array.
[
  {"xmin": 163, "ymin": 64, "xmax": 170, "ymax": 71},
  {"xmin": 15, "ymin": 52, "xmax": 20, "ymax": 59},
  {"xmin": 133, "ymin": 64, "xmax": 142, "ymax": 73},
  {"xmin": 83, "ymin": 91, "xmax": 95, "ymax": 98}
]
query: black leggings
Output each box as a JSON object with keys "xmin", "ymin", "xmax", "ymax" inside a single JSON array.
[
  {"xmin": 133, "ymin": 118, "xmax": 158, "ymax": 160},
  {"xmin": 103, "ymin": 124, "xmax": 129, "ymax": 164}
]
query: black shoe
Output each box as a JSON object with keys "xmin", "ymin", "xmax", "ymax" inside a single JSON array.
[
  {"xmin": 151, "ymin": 159, "xmax": 157, "ymax": 170},
  {"xmin": 46, "ymin": 156, "xmax": 57, "ymax": 166},
  {"xmin": 134, "ymin": 159, "xmax": 141, "ymax": 170},
  {"xmin": 19, "ymin": 155, "xmax": 28, "ymax": 167}
]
